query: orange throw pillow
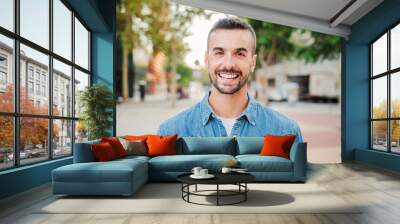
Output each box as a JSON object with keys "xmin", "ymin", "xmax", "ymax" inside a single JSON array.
[
  {"xmin": 124, "ymin": 135, "xmax": 153, "ymax": 141},
  {"xmin": 91, "ymin": 142, "xmax": 117, "ymax": 161},
  {"xmin": 259, "ymin": 134, "xmax": 296, "ymax": 159},
  {"xmin": 146, "ymin": 135, "xmax": 177, "ymax": 157},
  {"xmin": 101, "ymin": 137, "xmax": 127, "ymax": 158}
]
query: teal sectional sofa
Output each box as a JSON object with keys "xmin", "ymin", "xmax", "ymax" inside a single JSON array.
[{"xmin": 52, "ymin": 137, "xmax": 307, "ymax": 196}]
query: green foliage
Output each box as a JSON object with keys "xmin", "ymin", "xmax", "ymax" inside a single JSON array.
[
  {"xmin": 247, "ymin": 19, "xmax": 341, "ymax": 67},
  {"xmin": 79, "ymin": 84, "xmax": 115, "ymax": 140},
  {"xmin": 176, "ymin": 64, "xmax": 193, "ymax": 87}
]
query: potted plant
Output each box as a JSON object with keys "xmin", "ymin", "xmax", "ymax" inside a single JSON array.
[{"xmin": 79, "ymin": 84, "xmax": 114, "ymax": 140}]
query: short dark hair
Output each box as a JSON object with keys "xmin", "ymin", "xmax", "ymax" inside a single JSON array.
[{"xmin": 207, "ymin": 17, "xmax": 256, "ymax": 54}]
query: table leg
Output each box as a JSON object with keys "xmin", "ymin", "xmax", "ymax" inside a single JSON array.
[{"xmin": 217, "ymin": 184, "xmax": 219, "ymax": 206}]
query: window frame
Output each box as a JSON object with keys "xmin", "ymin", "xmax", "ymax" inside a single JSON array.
[
  {"xmin": 370, "ymin": 20, "xmax": 400, "ymax": 154},
  {"xmin": 0, "ymin": 0, "xmax": 92, "ymax": 171}
]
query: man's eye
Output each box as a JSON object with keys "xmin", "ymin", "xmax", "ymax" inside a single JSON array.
[
  {"xmin": 238, "ymin": 52, "xmax": 246, "ymax": 57},
  {"xmin": 215, "ymin": 51, "xmax": 223, "ymax": 55}
]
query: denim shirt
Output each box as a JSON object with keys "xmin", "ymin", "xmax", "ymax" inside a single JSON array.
[{"xmin": 157, "ymin": 93, "xmax": 303, "ymax": 142}]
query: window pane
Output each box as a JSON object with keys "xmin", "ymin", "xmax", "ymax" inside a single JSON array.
[
  {"xmin": 391, "ymin": 120, "xmax": 400, "ymax": 153},
  {"xmin": 0, "ymin": 116, "xmax": 13, "ymax": 170},
  {"xmin": 0, "ymin": 34, "xmax": 14, "ymax": 112},
  {"xmin": 75, "ymin": 120, "xmax": 88, "ymax": 143},
  {"xmin": 372, "ymin": 121, "xmax": 388, "ymax": 151},
  {"xmin": 53, "ymin": 0, "xmax": 72, "ymax": 60},
  {"xmin": 372, "ymin": 77, "xmax": 387, "ymax": 119},
  {"xmin": 0, "ymin": 0, "xmax": 14, "ymax": 31},
  {"xmin": 53, "ymin": 119, "xmax": 72, "ymax": 157},
  {"xmin": 20, "ymin": 44, "xmax": 49, "ymax": 115},
  {"xmin": 391, "ymin": 72, "xmax": 400, "ymax": 118},
  {"xmin": 372, "ymin": 33, "xmax": 387, "ymax": 76},
  {"xmin": 391, "ymin": 24, "xmax": 400, "ymax": 70},
  {"xmin": 20, "ymin": 0, "xmax": 49, "ymax": 49},
  {"xmin": 20, "ymin": 117, "xmax": 49, "ymax": 165},
  {"xmin": 74, "ymin": 69, "xmax": 89, "ymax": 118},
  {"xmin": 74, "ymin": 17, "xmax": 89, "ymax": 70},
  {"xmin": 53, "ymin": 59, "xmax": 72, "ymax": 117}
]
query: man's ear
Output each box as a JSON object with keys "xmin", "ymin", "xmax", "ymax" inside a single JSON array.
[{"xmin": 251, "ymin": 54, "xmax": 257, "ymax": 72}]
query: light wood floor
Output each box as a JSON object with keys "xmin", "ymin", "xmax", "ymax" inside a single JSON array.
[{"xmin": 1, "ymin": 162, "xmax": 400, "ymax": 224}]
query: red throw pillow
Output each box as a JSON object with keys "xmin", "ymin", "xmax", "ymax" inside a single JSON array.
[
  {"xmin": 259, "ymin": 134, "xmax": 296, "ymax": 159},
  {"xmin": 91, "ymin": 142, "xmax": 117, "ymax": 161},
  {"xmin": 101, "ymin": 137, "xmax": 127, "ymax": 158},
  {"xmin": 146, "ymin": 135, "xmax": 177, "ymax": 157}
]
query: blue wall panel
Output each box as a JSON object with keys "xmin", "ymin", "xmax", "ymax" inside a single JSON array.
[{"xmin": 343, "ymin": 0, "xmax": 400, "ymax": 171}]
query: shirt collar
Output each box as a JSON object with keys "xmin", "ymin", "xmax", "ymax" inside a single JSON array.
[{"xmin": 200, "ymin": 91, "xmax": 257, "ymax": 126}]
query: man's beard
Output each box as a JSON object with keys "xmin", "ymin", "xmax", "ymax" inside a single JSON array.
[{"xmin": 209, "ymin": 69, "xmax": 249, "ymax": 95}]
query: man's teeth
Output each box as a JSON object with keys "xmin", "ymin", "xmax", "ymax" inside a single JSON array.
[{"xmin": 218, "ymin": 73, "xmax": 239, "ymax": 79}]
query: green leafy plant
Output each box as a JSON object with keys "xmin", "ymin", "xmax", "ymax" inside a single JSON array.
[{"xmin": 79, "ymin": 84, "xmax": 114, "ymax": 140}]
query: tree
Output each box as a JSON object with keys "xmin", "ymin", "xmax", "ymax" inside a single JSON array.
[
  {"xmin": 162, "ymin": 2, "xmax": 206, "ymax": 107},
  {"xmin": 116, "ymin": 0, "xmax": 144, "ymax": 100},
  {"xmin": 79, "ymin": 84, "xmax": 114, "ymax": 140},
  {"xmin": 0, "ymin": 85, "xmax": 59, "ymax": 150},
  {"xmin": 248, "ymin": 20, "xmax": 341, "ymax": 102}
]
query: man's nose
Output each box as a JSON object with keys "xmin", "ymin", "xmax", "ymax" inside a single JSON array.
[{"xmin": 222, "ymin": 54, "xmax": 235, "ymax": 69}]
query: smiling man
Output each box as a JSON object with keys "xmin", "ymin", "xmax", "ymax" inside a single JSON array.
[{"xmin": 157, "ymin": 18, "xmax": 302, "ymax": 141}]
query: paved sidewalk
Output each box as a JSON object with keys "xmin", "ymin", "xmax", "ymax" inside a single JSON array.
[{"xmin": 117, "ymin": 94, "xmax": 341, "ymax": 164}]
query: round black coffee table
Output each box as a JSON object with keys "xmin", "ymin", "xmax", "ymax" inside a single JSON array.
[{"xmin": 177, "ymin": 173, "xmax": 255, "ymax": 206}]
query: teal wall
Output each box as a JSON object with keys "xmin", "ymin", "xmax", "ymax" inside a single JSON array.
[
  {"xmin": 0, "ymin": 0, "xmax": 115, "ymax": 200},
  {"xmin": 343, "ymin": 0, "xmax": 400, "ymax": 171}
]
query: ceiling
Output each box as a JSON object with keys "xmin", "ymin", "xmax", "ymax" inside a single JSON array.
[{"xmin": 172, "ymin": 0, "xmax": 384, "ymax": 38}]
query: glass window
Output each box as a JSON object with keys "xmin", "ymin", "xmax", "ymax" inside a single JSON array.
[
  {"xmin": 20, "ymin": 44, "xmax": 49, "ymax": 115},
  {"xmin": 391, "ymin": 72, "xmax": 400, "ymax": 118},
  {"xmin": 391, "ymin": 120, "xmax": 400, "ymax": 153},
  {"xmin": 0, "ymin": 0, "xmax": 92, "ymax": 170},
  {"xmin": 372, "ymin": 121, "xmax": 388, "ymax": 151},
  {"xmin": 53, "ymin": 0, "xmax": 72, "ymax": 60},
  {"xmin": 19, "ymin": 117, "xmax": 49, "ymax": 165},
  {"xmin": 53, "ymin": 59, "xmax": 72, "ymax": 117},
  {"xmin": 372, "ymin": 77, "xmax": 387, "ymax": 119},
  {"xmin": 53, "ymin": 119, "xmax": 72, "ymax": 157},
  {"xmin": 74, "ymin": 18, "xmax": 89, "ymax": 70},
  {"xmin": 74, "ymin": 69, "xmax": 89, "ymax": 118},
  {"xmin": 372, "ymin": 33, "xmax": 387, "ymax": 76},
  {"xmin": 0, "ymin": 0, "xmax": 14, "ymax": 31},
  {"xmin": 0, "ymin": 116, "xmax": 14, "ymax": 170},
  {"xmin": 20, "ymin": 0, "xmax": 49, "ymax": 49},
  {"xmin": 391, "ymin": 24, "xmax": 400, "ymax": 70},
  {"xmin": 0, "ymin": 34, "xmax": 13, "ymax": 113},
  {"xmin": 75, "ymin": 120, "xmax": 88, "ymax": 143}
]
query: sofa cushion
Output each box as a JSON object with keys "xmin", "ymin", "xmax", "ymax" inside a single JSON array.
[
  {"xmin": 260, "ymin": 134, "xmax": 296, "ymax": 159},
  {"xmin": 101, "ymin": 137, "xmax": 127, "ymax": 158},
  {"xmin": 147, "ymin": 135, "xmax": 177, "ymax": 157},
  {"xmin": 53, "ymin": 158, "xmax": 147, "ymax": 183},
  {"xmin": 118, "ymin": 138, "xmax": 147, "ymax": 156},
  {"xmin": 91, "ymin": 142, "xmax": 118, "ymax": 161},
  {"xmin": 177, "ymin": 137, "xmax": 235, "ymax": 155},
  {"xmin": 236, "ymin": 155, "xmax": 293, "ymax": 172},
  {"xmin": 236, "ymin": 137, "xmax": 264, "ymax": 155},
  {"xmin": 74, "ymin": 139, "xmax": 100, "ymax": 163},
  {"xmin": 148, "ymin": 154, "xmax": 235, "ymax": 172}
]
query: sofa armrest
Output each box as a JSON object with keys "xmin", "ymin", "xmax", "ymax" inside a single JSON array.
[
  {"xmin": 289, "ymin": 142, "xmax": 307, "ymax": 181},
  {"xmin": 73, "ymin": 140, "xmax": 99, "ymax": 163}
]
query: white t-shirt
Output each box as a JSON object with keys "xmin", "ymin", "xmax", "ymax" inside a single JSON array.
[{"xmin": 216, "ymin": 116, "xmax": 238, "ymax": 136}]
